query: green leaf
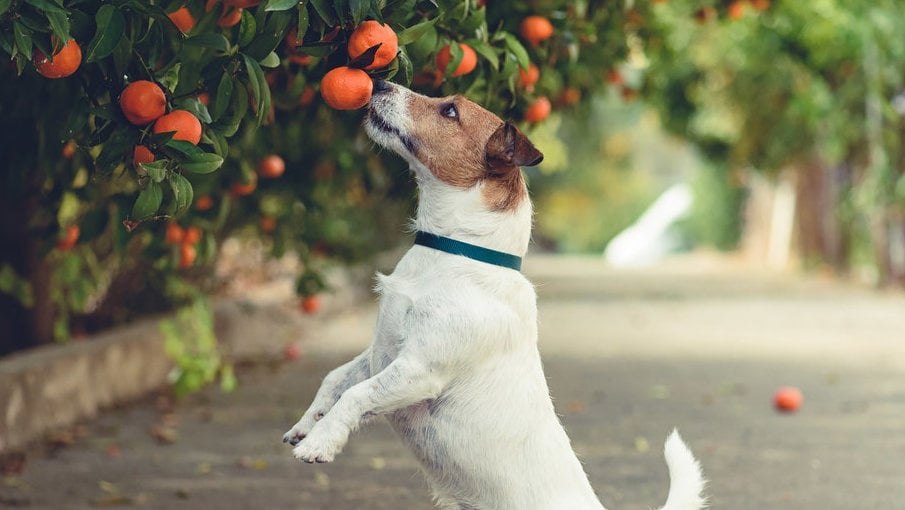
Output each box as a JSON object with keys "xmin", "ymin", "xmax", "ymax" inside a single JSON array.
[
  {"xmin": 243, "ymin": 54, "xmax": 270, "ymax": 126},
  {"xmin": 46, "ymin": 11, "xmax": 70, "ymax": 41},
  {"xmin": 181, "ymin": 153, "xmax": 224, "ymax": 174},
  {"xmin": 132, "ymin": 181, "xmax": 163, "ymax": 220},
  {"xmin": 141, "ymin": 160, "xmax": 169, "ymax": 183},
  {"xmin": 296, "ymin": 2, "xmax": 309, "ymax": 41},
  {"xmin": 349, "ymin": 0, "xmax": 370, "ymax": 26},
  {"xmin": 201, "ymin": 129, "xmax": 228, "ymax": 157},
  {"xmin": 169, "ymin": 173, "xmax": 194, "ymax": 213},
  {"xmin": 13, "ymin": 23, "xmax": 32, "ymax": 61},
  {"xmin": 160, "ymin": 63, "xmax": 182, "ymax": 93},
  {"xmin": 213, "ymin": 77, "xmax": 247, "ymax": 137},
  {"xmin": 23, "ymin": 0, "xmax": 66, "ymax": 14},
  {"xmin": 165, "ymin": 139, "xmax": 205, "ymax": 157},
  {"xmin": 176, "ymin": 97, "xmax": 213, "ymax": 124},
  {"xmin": 265, "ymin": 0, "xmax": 298, "ymax": 11},
  {"xmin": 184, "ymin": 33, "xmax": 231, "ymax": 53},
  {"xmin": 0, "ymin": 0, "xmax": 13, "ymax": 16},
  {"xmin": 86, "ymin": 5, "xmax": 125, "ymax": 63},
  {"xmin": 259, "ymin": 51, "xmax": 280, "ymax": 68},
  {"xmin": 396, "ymin": 47, "xmax": 413, "ymax": 85},
  {"xmin": 308, "ymin": 0, "xmax": 338, "ymax": 26},
  {"xmin": 212, "ymin": 72, "xmax": 234, "ymax": 121},
  {"xmin": 467, "ymin": 39, "xmax": 497, "ymax": 71},
  {"xmin": 243, "ymin": 10, "xmax": 291, "ymax": 60},
  {"xmin": 237, "ymin": 9, "xmax": 257, "ymax": 48},
  {"xmin": 502, "ymin": 33, "xmax": 529, "ymax": 70},
  {"xmin": 397, "ymin": 19, "xmax": 436, "ymax": 46}
]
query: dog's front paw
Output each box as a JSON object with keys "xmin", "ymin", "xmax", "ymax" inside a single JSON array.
[
  {"xmin": 291, "ymin": 422, "xmax": 348, "ymax": 464},
  {"xmin": 282, "ymin": 410, "xmax": 325, "ymax": 446}
]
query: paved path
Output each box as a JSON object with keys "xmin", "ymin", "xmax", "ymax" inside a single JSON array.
[{"xmin": 3, "ymin": 255, "xmax": 905, "ymax": 509}]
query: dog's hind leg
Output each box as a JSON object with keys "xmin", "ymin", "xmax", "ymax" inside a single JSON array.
[{"xmin": 282, "ymin": 348, "xmax": 372, "ymax": 446}]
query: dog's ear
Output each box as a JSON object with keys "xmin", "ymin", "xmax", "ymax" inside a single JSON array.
[{"xmin": 485, "ymin": 122, "xmax": 544, "ymax": 176}]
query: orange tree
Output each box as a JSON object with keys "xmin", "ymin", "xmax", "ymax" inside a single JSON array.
[{"xmin": 0, "ymin": 0, "xmax": 634, "ymax": 389}]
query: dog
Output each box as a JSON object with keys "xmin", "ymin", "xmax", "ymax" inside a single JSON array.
[{"xmin": 283, "ymin": 80, "xmax": 706, "ymax": 510}]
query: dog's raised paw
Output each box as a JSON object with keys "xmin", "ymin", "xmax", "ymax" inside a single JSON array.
[{"xmin": 292, "ymin": 440, "xmax": 336, "ymax": 464}]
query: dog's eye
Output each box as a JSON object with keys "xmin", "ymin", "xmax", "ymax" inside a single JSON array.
[{"xmin": 440, "ymin": 103, "xmax": 458, "ymax": 120}]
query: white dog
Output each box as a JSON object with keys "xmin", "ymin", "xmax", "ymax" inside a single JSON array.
[{"xmin": 283, "ymin": 81, "xmax": 706, "ymax": 510}]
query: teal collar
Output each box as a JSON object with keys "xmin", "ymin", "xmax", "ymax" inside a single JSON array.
[{"xmin": 414, "ymin": 231, "xmax": 522, "ymax": 271}]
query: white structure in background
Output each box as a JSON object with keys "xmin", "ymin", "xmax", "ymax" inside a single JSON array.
[{"xmin": 603, "ymin": 183, "xmax": 693, "ymax": 268}]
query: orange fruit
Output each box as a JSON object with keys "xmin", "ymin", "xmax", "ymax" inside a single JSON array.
[
  {"xmin": 56, "ymin": 225, "xmax": 80, "ymax": 251},
  {"xmin": 557, "ymin": 87, "xmax": 581, "ymax": 106},
  {"xmin": 205, "ymin": 0, "xmax": 219, "ymax": 11},
  {"xmin": 289, "ymin": 53, "xmax": 312, "ymax": 66},
  {"xmin": 751, "ymin": 0, "xmax": 770, "ymax": 11},
  {"xmin": 607, "ymin": 70, "xmax": 623, "ymax": 85},
  {"xmin": 183, "ymin": 226, "xmax": 202, "ymax": 244},
  {"xmin": 259, "ymin": 216, "xmax": 277, "ymax": 232},
  {"xmin": 231, "ymin": 174, "xmax": 258, "ymax": 196},
  {"xmin": 320, "ymin": 66, "xmax": 373, "ymax": 110},
  {"xmin": 195, "ymin": 92, "xmax": 210, "ymax": 105},
  {"xmin": 62, "ymin": 140, "xmax": 76, "ymax": 159},
  {"xmin": 518, "ymin": 63, "xmax": 540, "ymax": 91},
  {"xmin": 133, "ymin": 145, "xmax": 155, "ymax": 167},
  {"xmin": 168, "ymin": 6, "xmax": 195, "ymax": 33},
  {"xmin": 153, "ymin": 110, "xmax": 202, "ymax": 145},
  {"xmin": 165, "ymin": 222, "xmax": 185, "ymax": 244},
  {"xmin": 194, "ymin": 195, "xmax": 214, "ymax": 211},
  {"xmin": 524, "ymin": 96, "xmax": 551, "ymax": 123},
  {"xmin": 347, "ymin": 20, "xmax": 398, "ymax": 70},
  {"xmin": 226, "ymin": 0, "xmax": 259, "ymax": 7},
  {"xmin": 34, "ymin": 39, "xmax": 82, "ymax": 78},
  {"xmin": 519, "ymin": 15, "xmax": 554, "ymax": 47},
  {"xmin": 257, "ymin": 155, "xmax": 285, "ymax": 178},
  {"xmin": 299, "ymin": 86, "xmax": 316, "ymax": 106},
  {"xmin": 120, "ymin": 80, "xmax": 167, "ymax": 125},
  {"xmin": 435, "ymin": 43, "xmax": 477, "ymax": 77},
  {"xmin": 300, "ymin": 295, "xmax": 321, "ymax": 314},
  {"xmin": 727, "ymin": 1, "xmax": 746, "ymax": 20},
  {"xmin": 285, "ymin": 28, "xmax": 304, "ymax": 49},
  {"xmin": 218, "ymin": 6, "xmax": 242, "ymax": 27},
  {"xmin": 774, "ymin": 387, "xmax": 802, "ymax": 412},
  {"xmin": 620, "ymin": 86, "xmax": 638, "ymax": 102},
  {"xmin": 178, "ymin": 243, "xmax": 197, "ymax": 269}
]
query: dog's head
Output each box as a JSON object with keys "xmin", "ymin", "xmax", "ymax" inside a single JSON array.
[{"xmin": 364, "ymin": 81, "xmax": 543, "ymax": 212}]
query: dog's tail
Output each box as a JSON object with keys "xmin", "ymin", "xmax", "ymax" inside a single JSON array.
[{"xmin": 656, "ymin": 429, "xmax": 707, "ymax": 510}]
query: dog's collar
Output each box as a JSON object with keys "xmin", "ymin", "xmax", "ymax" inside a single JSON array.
[{"xmin": 414, "ymin": 231, "xmax": 522, "ymax": 271}]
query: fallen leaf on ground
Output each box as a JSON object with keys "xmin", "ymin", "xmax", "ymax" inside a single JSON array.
[{"xmin": 148, "ymin": 424, "xmax": 178, "ymax": 444}]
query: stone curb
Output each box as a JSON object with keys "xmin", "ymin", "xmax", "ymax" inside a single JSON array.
[{"xmin": 0, "ymin": 264, "xmax": 378, "ymax": 455}]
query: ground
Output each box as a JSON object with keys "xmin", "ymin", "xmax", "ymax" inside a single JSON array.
[{"xmin": 2, "ymin": 254, "xmax": 904, "ymax": 509}]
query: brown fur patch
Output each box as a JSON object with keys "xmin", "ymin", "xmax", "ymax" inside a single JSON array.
[{"xmin": 405, "ymin": 93, "xmax": 529, "ymax": 212}]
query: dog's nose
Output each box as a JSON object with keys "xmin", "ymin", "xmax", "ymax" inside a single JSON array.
[{"xmin": 373, "ymin": 79, "xmax": 391, "ymax": 94}]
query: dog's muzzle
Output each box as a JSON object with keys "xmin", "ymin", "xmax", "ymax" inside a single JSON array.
[{"xmin": 366, "ymin": 82, "xmax": 419, "ymax": 155}]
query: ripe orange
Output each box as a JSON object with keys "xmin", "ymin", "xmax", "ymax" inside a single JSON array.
[
  {"xmin": 524, "ymin": 96, "xmax": 551, "ymax": 123},
  {"xmin": 285, "ymin": 28, "xmax": 304, "ymax": 49},
  {"xmin": 231, "ymin": 174, "xmax": 257, "ymax": 196},
  {"xmin": 226, "ymin": 0, "xmax": 259, "ymax": 7},
  {"xmin": 519, "ymin": 15, "xmax": 554, "ymax": 47},
  {"xmin": 259, "ymin": 216, "xmax": 277, "ymax": 232},
  {"xmin": 178, "ymin": 243, "xmax": 197, "ymax": 269},
  {"xmin": 299, "ymin": 86, "xmax": 316, "ymax": 106},
  {"xmin": 557, "ymin": 87, "xmax": 581, "ymax": 106},
  {"xmin": 257, "ymin": 155, "xmax": 285, "ymax": 178},
  {"xmin": 165, "ymin": 222, "xmax": 185, "ymax": 244},
  {"xmin": 218, "ymin": 6, "xmax": 242, "ymax": 27},
  {"xmin": 751, "ymin": 0, "xmax": 770, "ymax": 11},
  {"xmin": 320, "ymin": 66, "xmax": 373, "ymax": 110},
  {"xmin": 607, "ymin": 70, "xmax": 623, "ymax": 85},
  {"xmin": 168, "ymin": 6, "xmax": 195, "ymax": 33},
  {"xmin": 435, "ymin": 43, "xmax": 477, "ymax": 77},
  {"xmin": 347, "ymin": 20, "xmax": 398, "ymax": 70},
  {"xmin": 133, "ymin": 145, "xmax": 155, "ymax": 167},
  {"xmin": 62, "ymin": 140, "xmax": 76, "ymax": 159},
  {"xmin": 153, "ymin": 110, "xmax": 202, "ymax": 145},
  {"xmin": 518, "ymin": 63, "xmax": 540, "ymax": 91},
  {"xmin": 289, "ymin": 53, "xmax": 312, "ymax": 66},
  {"xmin": 196, "ymin": 92, "xmax": 210, "ymax": 105},
  {"xmin": 183, "ymin": 226, "xmax": 202, "ymax": 244},
  {"xmin": 774, "ymin": 387, "xmax": 803, "ymax": 412},
  {"xmin": 194, "ymin": 195, "xmax": 214, "ymax": 211},
  {"xmin": 300, "ymin": 295, "xmax": 321, "ymax": 314},
  {"xmin": 34, "ymin": 39, "xmax": 82, "ymax": 78},
  {"xmin": 120, "ymin": 80, "xmax": 167, "ymax": 125},
  {"xmin": 727, "ymin": 1, "xmax": 746, "ymax": 20},
  {"xmin": 56, "ymin": 225, "xmax": 80, "ymax": 251}
]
